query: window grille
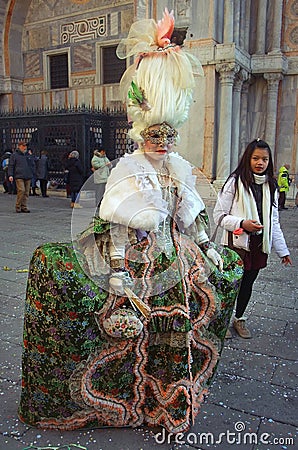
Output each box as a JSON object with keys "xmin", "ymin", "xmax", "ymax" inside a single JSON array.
[
  {"xmin": 102, "ymin": 46, "xmax": 126, "ymax": 84},
  {"xmin": 50, "ymin": 54, "xmax": 69, "ymax": 89}
]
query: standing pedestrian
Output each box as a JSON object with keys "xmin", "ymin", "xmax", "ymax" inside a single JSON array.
[
  {"xmin": 62, "ymin": 150, "xmax": 71, "ymax": 197},
  {"xmin": 36, "ymin": 150, "xmax": 50, "ymax": 197},
  {"xmin": 91, "ymin": 148, "xmax": 111, "ymax": 207},
  {"xmin": 1, "ymin": 150, "xmax": 13, "ymax": 193},
  {"xmin": 8, "ymin": 141, "xmax": 33, "ymax": 213},
  {"xmin": 27, "ymin": 149, "xmax": 39, "ymax": 196},
  {"xmin": 64, "ymin": 150, "xmax": 84, "ymax": 208},
  {"xmin": 277, "ymin": 163, "xmax": 291, "ymax": 210},
  {"xmin": 214, "ymin": 139, "xmax": 292, "ymax": 338}
]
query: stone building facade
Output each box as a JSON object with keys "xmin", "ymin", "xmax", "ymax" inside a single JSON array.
[{"xmin": 0, "ymin": 0, "xmax": 297, "ymax": 184}]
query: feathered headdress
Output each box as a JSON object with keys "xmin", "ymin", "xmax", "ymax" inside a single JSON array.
[{"xmin": 116, "ymin": 8, "xmax": 203, "ymax": 142}]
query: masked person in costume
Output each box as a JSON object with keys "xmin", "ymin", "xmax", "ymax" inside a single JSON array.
[{"xmin": 18, "ymin": 9, "xmax": 243, "ymax": 433}]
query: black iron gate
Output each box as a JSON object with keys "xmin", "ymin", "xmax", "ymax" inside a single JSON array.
[{"xmin": 0, "ymin": 106, "xmax": 132, "ymax": 185}]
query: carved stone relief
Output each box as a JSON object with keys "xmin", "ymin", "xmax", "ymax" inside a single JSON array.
[
  {"xmin": 61, "ymin": 16, "xmax": 107, "ymax": 44},
  {"xmin": 72, "ymin": 75, "xmax": 96, "ymax": 86},
  {"xmin": 23, "ymin": 82, "xmax": 44, "ymax": 93}
]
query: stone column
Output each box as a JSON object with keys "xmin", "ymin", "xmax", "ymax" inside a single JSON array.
[
  {"xmin": 269, "ymin": 0, "xmax": 283, "ymax": 53},
  {"xmin": 255, "ymin": 0, "xmax": 267, "ymax": 54},
  {"xmin": 223, "ymin": 0, "xmax": 234, "ymax": 43},
  {"xmin": 215, "ymin": 62, "xmax": 240, "ymax": 183},
  {"xmin": 135, "ymin": 0, "xmax": 147, "ymax": 20},
  {"xmin": 231, "ymin": 69, "xmax": 248, "ymax": 171},
  {"xmin": 240, "ymin": 0, "xmax": 251, "ymax": 51},
  {"xmin": 239, "ymin": 78, "xmax": 251, "ymax": 154},
  {"xmin": 233, "ymin": 0, "xmax": 241, "ymax": 46},
  {"xmin": 264, "ymin": 73, "xmax": 283, "ymax": 158}
]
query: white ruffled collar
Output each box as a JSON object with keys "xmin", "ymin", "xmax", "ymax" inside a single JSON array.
[{"xmin": 100, "ymin": 150, "xmax": 205, "ymax": 230}]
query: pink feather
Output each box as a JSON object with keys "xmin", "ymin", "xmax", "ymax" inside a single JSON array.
[{"xmin": 156, "ymin": 8, "xmax": 175, "ymax": 48}]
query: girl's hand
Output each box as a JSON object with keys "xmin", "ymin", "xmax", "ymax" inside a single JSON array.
[
  {"xmin": 281, "ymin": 255, "xmax": 292, "ymax": 266},
  {"xmin": 242, "ymin": 219, "xmax": 264, "ymax": 233}
]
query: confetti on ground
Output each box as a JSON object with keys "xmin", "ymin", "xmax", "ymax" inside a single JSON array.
[{"xmin": 2, "ymin": 266, "xmax": 28, "ymax": 272}]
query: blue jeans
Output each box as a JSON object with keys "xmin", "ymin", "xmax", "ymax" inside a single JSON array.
[{"xmin": 71, "ymin": 191, "xmax": 80, "ymax": 203}]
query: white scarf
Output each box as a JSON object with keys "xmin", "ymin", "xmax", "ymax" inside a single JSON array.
[{"xmin": 237, "ymin": 175, "xmax": 272, "ymax": 254}]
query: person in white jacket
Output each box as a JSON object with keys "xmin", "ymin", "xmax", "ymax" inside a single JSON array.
[
  {"xmin": 214, "ymin": 138, "xmax": 292, "ymax": 338},
  {"xmin": 91, "ymin": 148, "xmax": 111, "ymax": 207}
]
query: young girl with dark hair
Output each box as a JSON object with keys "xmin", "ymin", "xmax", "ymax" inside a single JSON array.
[{"xmin": 214, "ymin": 139, "xmax": 292, "ymax": 338}]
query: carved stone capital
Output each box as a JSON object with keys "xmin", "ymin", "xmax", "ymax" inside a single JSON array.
[
  {"xmin": 241, "ymin": 76, "xmax": 252, "ymax": 94},
  {"xmin": 264, "ymin": 72, "xmax": 283, "ymax": 90},
  {"xmin": 216, "ymin": 63, "xmax": 240, "ymax": 84},
  {"xmin": 233, "ymin": 69, "xmax": 249, "ymax": 91}
]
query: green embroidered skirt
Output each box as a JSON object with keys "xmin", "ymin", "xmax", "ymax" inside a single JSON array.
[{"xmin": 18, "ymin": 231, "xmax": 243, "ymax": 433}]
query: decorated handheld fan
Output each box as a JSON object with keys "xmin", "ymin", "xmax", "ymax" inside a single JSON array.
[{"xmin": 124, "ymin": 287, "xmax": 151, "ymax": 319}]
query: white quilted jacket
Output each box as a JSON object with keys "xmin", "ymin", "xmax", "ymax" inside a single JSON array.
[{"xmin": 213, "ymin": 177, "xmax": 290, "ymax": 257}]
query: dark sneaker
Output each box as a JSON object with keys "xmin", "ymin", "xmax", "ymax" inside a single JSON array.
[{"xmin": 21, "ymin": 209, "xmax": 30, "ymax": 213}]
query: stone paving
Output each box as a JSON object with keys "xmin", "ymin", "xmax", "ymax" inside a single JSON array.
[{"xmin": 0, "ymin": 189, "xmax": 297, "ymax": 450}]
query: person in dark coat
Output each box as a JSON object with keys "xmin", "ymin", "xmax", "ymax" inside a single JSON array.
[
  {"xmin": 61, "ymin": 150, "xmax": 71, "ymax": 197},
  {"xmin": 36, "ymin": 150, "xmax": 50, "ymax": 197},
  {"xmin": 64, "ymin": 150, "xmax": 84, "ymax": 208},
  {"xmin": 1, "ymin": 150, "xmax": 13, "ymax": 193},
  {"xmin": 8, "ymin": 141, "xmax": 33, "ymax": 213},
  {"xmin": 27, "ymin": 149, "xmax": 39, "ymax": 196}
]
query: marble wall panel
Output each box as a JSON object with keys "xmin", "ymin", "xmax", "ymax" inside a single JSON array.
[
  {"xmin": 24, "ymin": 53, "xmax": 41, "ymax": 78},
  {"xmin": 24, "ymin": 93, "xmax": 43, "ymax": 109},
  {"xmin": 28, "ymin": 27, "xmax": 51, "ymax": 50},
  {"xmin": 120, "ymin": 8, "xmax": 134, "ymax": 34},
  {"xmin": 93, "ymin": 85, "xmax": 103, "ymax": 106},
  {"xmin": 73, "ymin": 43, "xmax": 93, "ymax": 71},
  {"xmin": 51, "ymin": 89, "xmax": 67, "ymax": 108}
]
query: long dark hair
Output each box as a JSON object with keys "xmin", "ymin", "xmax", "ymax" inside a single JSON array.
[{"xmin": 223, "ymin": 139, "xmax": 276, "ymax": 205}]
